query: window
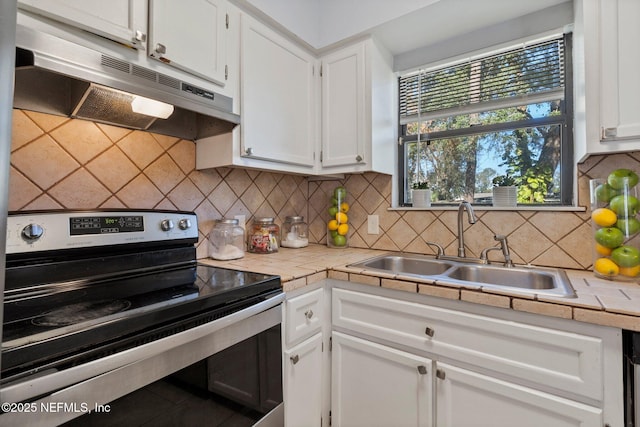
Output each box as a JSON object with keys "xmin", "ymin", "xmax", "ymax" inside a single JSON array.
[{"xmin": 398, "ymin": 34, "xmax": 573, "ymax": 206}]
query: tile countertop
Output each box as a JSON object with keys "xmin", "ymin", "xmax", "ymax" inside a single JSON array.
[{"xmin": 199, "ymin": 244, "xmax": 640, "ymax": 332}]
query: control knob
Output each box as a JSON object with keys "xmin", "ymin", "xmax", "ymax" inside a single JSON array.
[
  {"xmin": 178, "ymin": 218, "xmax": 192, "ymax": 230},
  {"xmin": 160, "ymin": 219, "xmax": 175, "ymax": 232},
  {"xmin": 21, "ymin": 223, "xmax": 44, "ymax": 242}
]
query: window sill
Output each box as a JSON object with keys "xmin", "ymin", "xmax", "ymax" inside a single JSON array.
[{"xmin": 390, "ymin": 205, "xmax": 586, "ymax": 212}]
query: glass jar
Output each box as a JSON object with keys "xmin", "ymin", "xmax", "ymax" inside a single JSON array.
[
  {"xmin": 209, "ymin": 219, "xmax": 245, "ymax": 260},
  {"xmin": 327, "ymin": 186, "xmax": 349, "ymax": 248},
  {"xmin": 281, "ymin": 215, "xmax": 309, "ymax": 248},
  {"xmin": 590, "ymin": 176, "xmax": 640, "ymax": 280},
  {"xmin": 247, "ymin": 217, "xmax": 280, "ymax": 254}
]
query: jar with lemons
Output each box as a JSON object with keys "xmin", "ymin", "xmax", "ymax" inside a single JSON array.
[
  {"xmin": 590, "ymin": 169, "xmax": 640, "ymax": 280},
  {"xmin": 327, "ymin": 186, "xmax": 349, "ymax": 248}
]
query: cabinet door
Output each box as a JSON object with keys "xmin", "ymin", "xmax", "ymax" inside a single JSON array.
[
  {"xmin": 331, "ymin": 331, "xmax": 433, "ymax": 427},
  {"xmin": 240, "ymin": 15, "xmax": 316, "ymax": 168},
  {"xmin": 18, "ymin": 0, "xmax": 147, "ymax": 49},
  {"xmin": 600, "ymin": 0, "xmax": 640, "ymax": 141},
  {"xmin": 283, "ymin": 333, "xmax": 323, "ymax": 427},
  {"xmin": 435, "ymin": 362, "xmax": 602, "ymax": 427},
  {"xmin": 321, "ymin": 42, "xmax": 366, "ymax": 168},
  {"xmin": 149, "ymin": 0, "xmax": 227, "ymax": 85}
]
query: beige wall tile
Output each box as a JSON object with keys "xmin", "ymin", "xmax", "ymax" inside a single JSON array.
[
  {"xmin": 460, "ymin": 290, "xmax": 511, "ymax": 308},
  {"xmin": 12, "ymin": 110, "xmax": 44, "ymax": 151},
  {"xmin": 51, "ymin": 120, "xmax": 112, "ymax": 164},
  {"xmin": 12, "ymin": 134, "xmax": 79, "ymax": 189},
  {"xmin": 48, "ymin": 169, "xmax": 111, "ymax": 208},
  {"xmin": 86, "ymin": 146, "xmax": 139, "ymax": 192}
]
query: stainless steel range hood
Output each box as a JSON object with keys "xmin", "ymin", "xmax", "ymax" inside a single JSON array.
[{"xmin": 13, "ymin": 25, "xmax": 239, "ymax": 141}]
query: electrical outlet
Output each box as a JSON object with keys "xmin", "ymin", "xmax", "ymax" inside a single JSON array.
[{"xmin": 367, "ymin": 215, "xmax": 379, "ymax": 235}]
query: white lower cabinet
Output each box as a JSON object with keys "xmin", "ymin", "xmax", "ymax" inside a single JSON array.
[
  {"xmin": 435, "ymin": 362, "xmax": 602, "ymax": 427},
  {"xmin": 331, "ymin": 331, "xmax": 433, "ymax": 427},
  {"xmin": 329, "ymin": 283, "xmax": 623, "ymax": 427},
  {"xmin": 283, "ymin": 333, "xmax": 323, "ymax": 427},
  {"xmin": 282, "ymin": 286, "xmax": 327, "ymax": 427}
]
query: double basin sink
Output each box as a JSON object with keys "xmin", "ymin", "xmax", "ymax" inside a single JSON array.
[{"xmin": 347, "ymin": 253, "xmax": 576, "ymax": 298}]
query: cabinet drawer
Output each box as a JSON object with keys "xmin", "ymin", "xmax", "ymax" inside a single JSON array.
[
  {"xmin": 285, "ymin": 288, "xmax": 323, "ymax": 346},
  {"xmin": 332, "ymin": 288, "xmax": 606, "ymax": 401}
]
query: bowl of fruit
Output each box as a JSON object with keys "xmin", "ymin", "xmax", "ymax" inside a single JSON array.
[{"xmin": 591, "ymin": 168, "xmax": 640, "ymax": 280}]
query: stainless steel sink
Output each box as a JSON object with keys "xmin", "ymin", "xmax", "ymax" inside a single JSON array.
[
  {"xmin": 348, "ymin": 253, "xmax": 576, "ymax": 298},
  {"xmin": 349, "ymin": 254, "xmax": 455, "ymax": 276}
]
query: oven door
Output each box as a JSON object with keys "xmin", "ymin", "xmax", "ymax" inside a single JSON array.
[{"xmin": 0, "ymin": 293, "xmax": 284, "ymax": 427}]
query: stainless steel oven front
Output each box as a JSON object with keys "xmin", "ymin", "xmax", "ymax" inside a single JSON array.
[{"xmin": 1, "ymin": 210, "xmax": 284, "ymax": 427}]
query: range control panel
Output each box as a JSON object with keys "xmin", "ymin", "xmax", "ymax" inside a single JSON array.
[{"xmin": 6, "ymin": 210, "xmax": 198, "ymax": 254}]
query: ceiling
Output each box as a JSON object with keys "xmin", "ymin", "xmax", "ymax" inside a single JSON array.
[{"xmin": 240, "ymin": 0, "xmax": 572, "ymax": 56}]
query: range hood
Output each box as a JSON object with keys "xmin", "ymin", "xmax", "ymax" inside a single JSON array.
[{"xmin": 13, "ymin": 25, "xmax": 239, "ymax": 141}]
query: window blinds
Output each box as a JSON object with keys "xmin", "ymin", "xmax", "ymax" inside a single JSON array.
[{"xmin": 399, "ymin": 37, "xmax": 565, "ymax": 125}]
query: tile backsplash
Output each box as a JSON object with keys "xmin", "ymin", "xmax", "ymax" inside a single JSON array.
[{"xmin": 9, "ymin": 109, "xmax": 640, "ymax": 271}]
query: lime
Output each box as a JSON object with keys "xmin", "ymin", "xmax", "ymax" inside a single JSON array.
[{"xmin": 333, "ymin": 234, "xmax": 347, "ymax": 246}]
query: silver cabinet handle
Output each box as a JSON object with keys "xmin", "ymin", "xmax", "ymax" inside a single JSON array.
[
  {"xmin": 155, "ymin": 43, "xmax": 167, "ymax": 55},
  {"xmin": 417, "ymin": 365, "xmax": 428, "ymax": 375},
  {"xmin": 134, "ymin": 30, "xmax": 147, "ymax": 43},
  {"xmin": 290, "ymin": 354, "xmax": 299, "ymax": 365},
  {"xmin": 355, "ymin": 155, "xmax": 363, "ymax": 162},
  {"xmin": 425, "ymin": 327, "xmax": 435, "ymax": 337},
  {"xmin": 245, "ymin": 147, "xmax": 253, "ymax": 156},
  {"xmin": 436, "ymin": 369, "xmax": 446, "ymax": 380},
  {"xmin": 305, "ymin": 309, "xmax": 313, "ymax": 319}
]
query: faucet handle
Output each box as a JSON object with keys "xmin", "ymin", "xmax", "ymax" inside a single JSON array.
[
  {"xmin": 493, "ymin": 234, "xmax": 513, "ymax": 267},
  {"xmin": 426, "ymin": 241, "xmax": 444, "ymax": 257}
]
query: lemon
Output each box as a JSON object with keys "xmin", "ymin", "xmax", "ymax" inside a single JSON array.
[
  {"xmin": 340, "ymin": 202, "xmax": 350, "ymax": 213},
  {"xmin": 335, "ymin": 212, "xmax": 348, "ymax": 224},
  {"xmin": 595, "ymin": 243, "xmax": 613, "ymax": 256},
  {"xmin": 591, "ymin": 208, "xmax": 617, "ymax": 227},
  {"xmin": 619, "ymin": 264, "xmax": 640, "ymax": 277},
  {"xmin": 594, "ymin": 257, "xmax": 619, "ymax": 277},
  {"xmin": 327, "ymin": 219, "xmax": 339, "ymax": 231},
  {"xmin": 337, "ymin": 223, "xmax": 349, "ymax": 236}
]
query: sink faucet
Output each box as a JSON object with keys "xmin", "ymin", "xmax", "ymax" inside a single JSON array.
[
  {"xmin": 481, "ymin": 234, "xmax": 513, "ymax": 267},
  {"xmin": 457, "ymin": 201, "xmax": 477, "ymax": 257}
]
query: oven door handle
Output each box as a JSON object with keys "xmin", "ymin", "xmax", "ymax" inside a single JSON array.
[{"xmin": 1, "ymin": 292, "xmax": 284, "ymax": 405}]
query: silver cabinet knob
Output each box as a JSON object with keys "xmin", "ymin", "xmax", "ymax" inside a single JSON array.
[
  {"xmin": 355, "ymin": 155, "xmax": 363, "ymax": 162},
  {"xmin": 160, "ymin": 219, "xmax": 174, "ymax": 232},
  {"xmin": 436, "ymin": 369, "xmax": 446, "ymax": 380},
  {"xmin": 417, "ymin": 365, "xmax": 428, "ymax": 375},
  {"xmin": 134, "ymin": 30, "xmax": 147, "ymax": 43},
  {"xmin": 290, "ymin": 354, "xmax": 299, "ymax": 365},
  {"xmin": 245, "ymin": 147, "xmax": 254, "ymax": 156},
  {"xmin": 21, "ymin": 224, "xmax": 43, "ymax": 242},
  {"xmin": 305, "ymin": 309, "xmax": 314, "ymax": 319},
  {"xmin": 425, "ymin": 327, "xmax": 435, "ymax": 337},
  {"xmin": 178, "ymin": 219, "xmax": 192, "ymax": 230},
  {"xmin": 155, "ymin": 43, "xmax": 167, "ymax": 55}
]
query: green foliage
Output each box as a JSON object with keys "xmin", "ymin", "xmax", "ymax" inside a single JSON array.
[{"xmin": 411, "ymin": 181, "xmax": 430, "ymax": 189}]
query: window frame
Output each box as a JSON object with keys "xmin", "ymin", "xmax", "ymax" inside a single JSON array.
[{"xmin": 397, "ymin": 32, "xmax": 574, "ymax": 207}]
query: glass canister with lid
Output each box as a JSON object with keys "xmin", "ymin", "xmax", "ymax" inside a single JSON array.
[
  {"xmin": 281, "ymin": 215, "xmax": 309, "ymax": 248},
  {"xmin": 209, "ymin": 218, "xmax": 245, "ymax": 260},
  {"xmin": 247, "ymin": 217, "xmax": 280, "ymax": 254}
]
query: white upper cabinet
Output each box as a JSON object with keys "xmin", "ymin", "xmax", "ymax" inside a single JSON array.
[
  {"xmin": 320, "ymin": 38, "xmax": 396, "ymax": 175},
  {"xmin": 239, "ymin": 14, "xmax": 317, "ymax": 169},
  {"xmin": 148, "ymin": 0, "xmax": 227, "ymax": 86},
  {"xmin": 17, "ymin": 0, "xmax": 147, "ymax": 49},
  {"xmin": 196, "ymin": 12, "xmax": 318, "ymax": 173},
  {"xmin": 576, "ymin": 0, "xmax": 640, "ymax": 159}
]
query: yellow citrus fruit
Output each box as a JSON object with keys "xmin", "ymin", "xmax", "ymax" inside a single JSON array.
[
  {"xmin": 595, "ymin": 243, "xmax": 613, "ymax": 256},
  {"xmin": 337, "ymin": 223, "xmax": 349, "ymax": 236},
  {"xmin": 335, "ymin": 212, "xmax": 348, "ymax": 224},
  {"xmin": 327, "ymin": 219, "xmax": 339, "ymax": 231},
  {"xmin": 619, "ymin": 264, "xmax": 640, "ymax": 277},
  {"xmin": 340, "ymin": 202, "xmax": 350, "ymax": 213},
  {"xmin": 594, "ymin": 257, "xmax": 619, "ymax": 277},
  {"xmin": 591, "ymin": 208, "xmax": 617, "ymax": 227}
]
